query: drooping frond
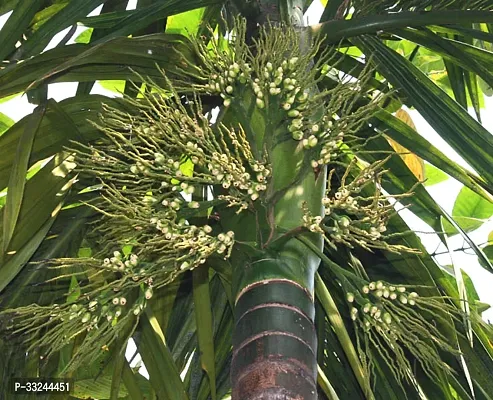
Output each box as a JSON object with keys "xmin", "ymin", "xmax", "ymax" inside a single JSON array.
[{"xmin": 351, "ymin": 0, "xmax": 493, "ymax": 16}]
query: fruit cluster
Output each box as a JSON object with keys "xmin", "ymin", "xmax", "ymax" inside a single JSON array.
[{"xmin": 346, "ymin": 281, "xmax": 419, "ymax": 330}]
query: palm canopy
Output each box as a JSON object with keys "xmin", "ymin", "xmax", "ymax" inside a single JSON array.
[{"xmin": 0, "ymin": 1, "xmax": 493, "ymax": 399}]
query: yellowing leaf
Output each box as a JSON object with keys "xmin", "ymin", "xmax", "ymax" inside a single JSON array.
[{"xmin": 387, "ymin": 109, "xmax": 425, "ymax": 181}]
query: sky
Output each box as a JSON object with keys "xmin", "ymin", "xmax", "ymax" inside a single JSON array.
[{"xmin": 0, "ymin": 0, "xmax": 492, "ymax": 378}]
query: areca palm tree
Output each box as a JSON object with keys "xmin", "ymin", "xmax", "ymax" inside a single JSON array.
[{"xmin": 1, "ymin": 1, "xmax": 493, "ymax": 399}]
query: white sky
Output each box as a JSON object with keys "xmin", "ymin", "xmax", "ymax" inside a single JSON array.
[{"xmin": 0, "ymin": 0, "xmax": 492, "ymax": 379}]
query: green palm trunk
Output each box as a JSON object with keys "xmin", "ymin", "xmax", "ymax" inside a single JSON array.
[
  {"xmin": 231, "ymin": 260, "xmax": 319, "ymax": 399},
  {"xmin": 230, "ymin": 165, "xmax": 325, "ymax": 399},
  {"xmin": 228, "ymin": 4, "xmax": 325, "ymax": 397}
]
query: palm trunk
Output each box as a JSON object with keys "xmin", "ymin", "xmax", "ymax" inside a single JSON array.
[
  {"xmin": 230, "ymin": 186, "xmax": 324, "ymax": 399},
  {"xmin": 229, "ymin": 2, "xmax": 324, "ymax": 398},
  {"xmin": 231, "ymin": 251, "xmax": 319, "ymax": 399}
]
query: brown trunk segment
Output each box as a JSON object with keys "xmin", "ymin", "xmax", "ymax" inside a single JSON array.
[{"xmin": 231, "ymin": 280, "xmax": 317, "ymax": 399}]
